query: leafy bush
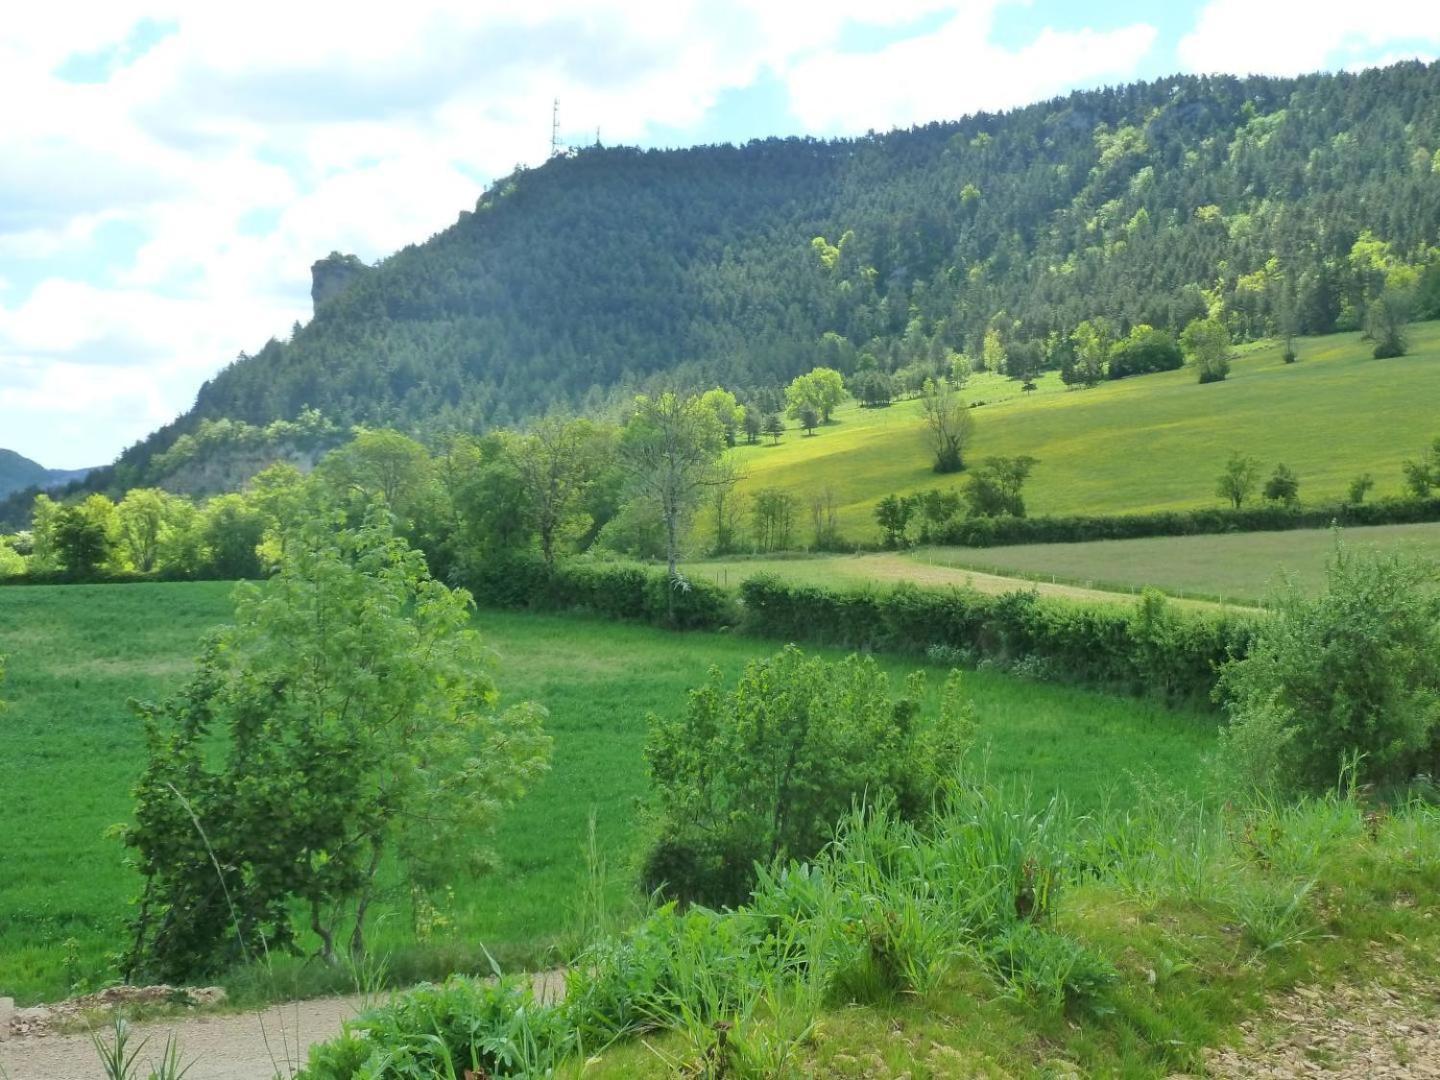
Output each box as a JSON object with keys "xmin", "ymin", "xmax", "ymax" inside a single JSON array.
[
  {"xmin": 121, "ymin": 516, "xmax": 552, "ymax": 979},
  {"xmin": 641, "ymin": 647, "xmax": 974, "ymax": 906},
  {"xmin": 302, "ymin": 976, "xmax": 574, "ymax": 1078},
  {"xmin": 1217, "ymin": 544, "xmax": 1440, "ymax": 794},
  {"xmin": 1108, "ymin": 325, "xmax": 1183, "ymax": 379},
  {"xmin": 0, "ymin": 541, "xmax": 25, "ymax": 578}
]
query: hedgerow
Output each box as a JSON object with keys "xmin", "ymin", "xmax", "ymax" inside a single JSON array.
[
  {"xmin": 458, "ymin": 556, "xmax": 1255, "ymax": 706},
  {"xmin": 928, "ymin": 495, "xmax": 1440, "ymax": 547},
  {"xmin": 735, "ymin": 576, "xmax": 1254, "ymax": 705}
]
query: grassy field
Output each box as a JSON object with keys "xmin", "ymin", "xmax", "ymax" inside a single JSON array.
[
  {"xmin": 680, "ymin": 550, "xmax": 1241, "ymax": 609},
  {"xmin": 922, "ymin": 521, "xmax": 1440, "ymax": 604},
  {"xmin": 681, "ymin": 520, "xmax": 1440, "ymax": 606},
  {"xmin": 0, "ymin": 581, "xmax": 1214, "ymax": 1005},
  {"xmin": 721, "ymin": 322, "xmax": 1440, "ymax": 541}
]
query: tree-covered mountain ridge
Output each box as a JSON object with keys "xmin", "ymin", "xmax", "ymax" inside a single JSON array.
[
  {"xmin": 97, "ymin": 61, "xmax": 1440, "ymax": 493},
  {"xmin": 0, "ymin": 449, "xmax": 94, "ymax": 499}
]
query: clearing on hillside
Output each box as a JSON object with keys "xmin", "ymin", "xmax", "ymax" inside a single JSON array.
[{"xmin": 725, "ymin": 323, "xmax": 1440, "ymax": 541}]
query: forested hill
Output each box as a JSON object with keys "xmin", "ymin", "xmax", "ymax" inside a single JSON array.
[
  {"xmin": 106, "ymin": 61, "xmax": 1440, "ymax": 488},
  {"xmin": 0, "ymin": 449, "xmax": 93, "ymax": 499}
]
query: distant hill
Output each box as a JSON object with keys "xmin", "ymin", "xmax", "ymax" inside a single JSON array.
[
  {"xmin": 25, "ymin": 60, "xmax": 1440, "ymax": 511},
  {"xmin": 0, "ymin": 449, "xmax": 94, "ymax": 501}
]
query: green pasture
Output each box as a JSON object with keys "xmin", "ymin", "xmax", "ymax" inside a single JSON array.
[
  {"xmin": 0, "ymin": 581, "xmax": 1212, "ymax": 1004},
  {"xmin": 920, "ymin": 521, "xmax": 1440, "ymax": 604},
  {"xmin": 680, "ymin": 520, "xmax": 1440, "ymax": 606},
  {"xmin": 725, "ymin": 323, "xmax": 1440, "ymax": 540}
]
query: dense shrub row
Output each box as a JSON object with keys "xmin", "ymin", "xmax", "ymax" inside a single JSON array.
[
  {"xmin": 0, "ymin": 566, "xmax": 236, "ymax": 587},
  {"xmin": 929, "ymin": 496, "xmax": 1440, "ymax": 547},
  {"xmin": 737, "ymin": 577, "xmax": 1255, "ymax": 704},
  {"xmin": 460, "ymin": 554, "xmax": 738, "ymax": 630},
  {"xmin": 460, "ymin": 556, "xmax": 1256, "ymax": 705}
]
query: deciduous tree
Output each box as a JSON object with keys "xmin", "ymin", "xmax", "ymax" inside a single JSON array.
[
  {"xmin": 1262, "ymin": 463, "xmax": 1300, "ymax": 506},
  {"xmin": 618, "ymin": 392, "xmax": 726, "ymax": 581},
  {"xmin": 919, "ymin": 377, "xmax": 974, "ymax": 474},
  {"xmin": 1181, "ymin": 316, "xmax": 1232, "ymax": 383},
  {"xmin": 1216, "ymin": 451, "xmax": 1260, "ymax": 509},
  {"xmin": 785, "ymin": 367, "xmax": 847, "ymax": 423},
  {"xmin": 121, "ymin": 516, "xmax": 551, "ymax": 978},
  {"xmin": 965, "ymin": 457, "xmax": 1037, "ymax": 518}
]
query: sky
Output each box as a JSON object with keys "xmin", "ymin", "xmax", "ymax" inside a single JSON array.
[{"xmin": 3, "ymin": 1, "xmax": 1439, "ymax": 468}]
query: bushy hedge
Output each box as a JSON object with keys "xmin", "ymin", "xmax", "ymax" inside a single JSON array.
[
  {"xmin": 930, "ymin": 496, "xmax": 1440, "ymax": 548},
  {"xmin": 461, "ymin": 557, "xmax": 1255, "ymax": 705},
  {"xmin": 737, "ymin": 576, "xmax": 1255, "ymax": 704},
  {"xmin": 0, "ymin": 566, "xmax": 241, "ymax": 587},
  {"xmin": 459, "ymin": 554, "xmax": 737, "ymax": 631}
]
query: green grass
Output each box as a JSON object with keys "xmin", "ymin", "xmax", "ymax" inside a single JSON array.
[
  {"xmin": 0, "ymin": 581, "xmax": 1213, "ymax": 1004},
  {"xmin": 918, "ymin": 521, "xmax": 1440, "ymax": 604},
  {"xmin": 672, "ymin": 520, "xmax": 1440, "ymax": 609},
  {"xmin": 302, "ymin": 780, "xmax": 1440, "ymax": 1078},
  {"xmin": 724, "ymin": 323, "xmax": 1440, "ymax": 540},
  {"xmin": 676, "ymin": 550, "xmax": 1237, "ymax": 610}
]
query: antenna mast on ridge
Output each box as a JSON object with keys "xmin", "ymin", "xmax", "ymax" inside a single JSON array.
[{"xmin": 550, "ymin": 98, "xmax": 562, "ymax": 158}]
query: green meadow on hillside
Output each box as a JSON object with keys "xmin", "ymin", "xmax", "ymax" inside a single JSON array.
[
  {"xmin": 725, "ymin": 323, "xmax": 1440, "ymax": 541},
  {"xmin": 0, "ymin": 582, "xmax": 1210, "ymax": 1005}
]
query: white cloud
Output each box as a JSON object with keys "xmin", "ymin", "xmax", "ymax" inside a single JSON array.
[
  {"xmin": 786, "ymin": 5, "xmax": 1157, "ymax": 132},
  {"xmin": 8, "ymin": 2, "xmax": 1027, "ymax": 468},
  {"xmin": 1178, "ymin": 0, "xmax": 1440, "ymax": 75},
  {"xmin": 3, "ymin": 0, "xmax": 1429, "ymax": 469}
]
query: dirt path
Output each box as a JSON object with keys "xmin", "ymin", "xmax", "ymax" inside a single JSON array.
[
  {"xmin": 1193, "ymin": 970, "xmax": 1440, "ymax": 1079},
  {"xmin": 0, "ymin": 973, "xmax": 564, "ymax": 1080},
  {"xmin": 0, "ymin": 995, "xmax": 366, "ymax": 1080}
]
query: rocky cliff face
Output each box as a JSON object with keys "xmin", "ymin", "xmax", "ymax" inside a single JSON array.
[
  {"xmin": 158, "ymin": 443, "xmax": 327, "ymax": 498},
  {"xmin": 310, "ymin": 251, "xmax": 370, "ymax": 314}
]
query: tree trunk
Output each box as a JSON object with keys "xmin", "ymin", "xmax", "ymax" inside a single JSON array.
[
  {"xmin": 348, "ymin": 837, "xmax": 385, "ymax": 958},
  {"xmin": 664, "ymin": 501, "xmax": 681, "ymax": 622},
  {"xmin": 311, "ymin": 899, "xmax": 336, "ymax": 965}
]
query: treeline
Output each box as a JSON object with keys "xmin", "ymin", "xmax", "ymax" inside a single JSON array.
[
  {"xmin": 8, "ymin": 392, "xmax": 1440, "ymax": 581},
  {"xmin": 874, "ymin": 438, "xmax": 1440, "ymax": 548},
  {"xmin": 0, "ymin": 388, "xmax": 756, "ymax": 583},
  {"xmin": 79, "ymin": 62, "xmax": 1440, "ymax": 499}
]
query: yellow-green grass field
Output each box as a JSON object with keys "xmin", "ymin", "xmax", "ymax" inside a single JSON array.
[
  {"xmin": 0, "ymin": 581, "xmax": 1213, "ymax": 1004},
  {"xmin": 680, "ymin": 520, "xmax": 1440, "ymax": 606},
  {"xmin": 921, "ymin": 520, "xmax": 1440, "ymax": 604},
  {"xmin": 676, "ymin": 551, "xmax": 1236, "ymax": 609},
  {"xmin": 722, "ymin": 322, "xmax": 1440, "ymax": 541}
]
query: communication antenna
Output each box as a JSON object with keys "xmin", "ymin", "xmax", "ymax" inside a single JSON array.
[{"xmin": 550, "ymin": 98, "xmax": 562, "ymax": 158}]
